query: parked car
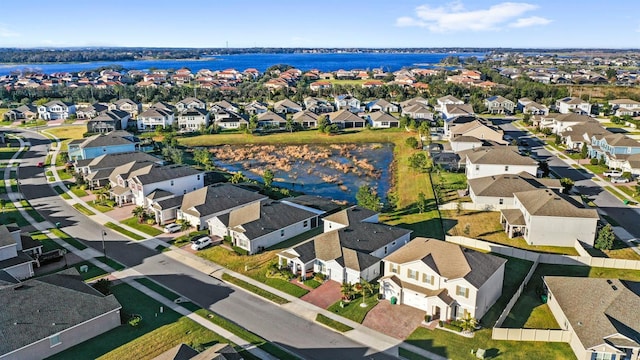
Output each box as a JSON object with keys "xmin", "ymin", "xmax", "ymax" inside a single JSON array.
[
  {"xmin": 37, "ymin": 162, "xmax": 44, "ymax": 167},
  {"xmin": 163, "ymin": 223, "xmax": 181, "ymax": 233},
  {"xmin": 603, "ymin": 170, "xmax": 623, "ymax": 178},
  {"xmin": 191, "ymin": 236, "xmax": 212, "ymax": 250},
  {"xmin": 611, "ymin": 177, "xmax": 630, "ymax": 184}
]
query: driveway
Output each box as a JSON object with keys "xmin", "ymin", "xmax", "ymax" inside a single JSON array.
[
  {"xmin": 301, "ymin": 280, "xmax": 342, "ymax": 309},
  {"xmin": 363, "ymin": 301, "xmax": 425, "ymax": 340},
  {"xmin": 104, "ymin": 203, "xmax": 136, "ymax": 221}
]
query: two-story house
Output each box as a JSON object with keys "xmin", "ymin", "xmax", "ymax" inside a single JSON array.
[
  {"xmin": 75, "ymin": 151, "xmax": 163, "ymax": 188},
  {"xmin": 589, "ymin": 133, "xmax": 640, "ymax": 168},
  {"xmin": 75, "ymin": 103, "xmax": 107, "ymax": 119},
  {"xmin": 334, "ymin": 95, "xmax": 361, "ymax": 113},
  {"xmin": 556, "ymin": 97, "xmax": 592, "ymax": 115},
  {"xmin": 37, "ymin": 100, "xmax": 76, "ymax": 120},
  {"xmin": 380, "ymin": 238, "xmax": 506, "ymax": 321},
  {"xmin": 212, "ymin": 109, "xmax": 248, "ymax": 130},
  {"xmin": 244, "ymin": 100, "xmax": 268, "ymax": 115},
  {"xmin": 436, "ymin": 95, "xmax": 464, "ymax": 112},
  {"xmin": 448, "ymin": 119, "xmax": 505, "ymax": 143},
  {"xmin": 465, "ymin": 147, "xmax": 539, "ymax": 180},
  {"xmin": 176, "ymin": 97, "xmax": 206, "ymax": 112},
  {"xmin": 0, "ymin": 225, "xmax": 37, "ymax": 280},
  {"xmin": 468, "ymin": 172, "xmax": 562, "ymax": 210},
  {"xmin": 442, "ymin": 103, "xmax": 475, "ymax": 120},
  {"xmin": 86, "ymin": 109, "xmax": 131, "ymax": 133},
  {"xmin": 517, "ymin": 98, "xmax": 549, "ymax": 115},
  {"xmin": 67, "ymin": 131, "xmax": 138, "ymax": 160},
  {"xmin": 366, "ymin": 99, "xmax": 399, "ymax": 113},
  {"xmin": 109, "ymin": 98, "xmax": 142, "ymax": 117},
  {"xmin": 609, "ymin": 98, "xmax": 640, "ymax": 117},
  {"xmin": 177, "ymin": 108, "xmax": 210, "ymax": 132},
  {"xmin": 500, "ymin": 189, "xmax": 599, "ymax": 247},
  {"xmin": 273, "ymin": 99, "xmax": 303, "ymax": 114},
  {"xmin": 304, "ymin": 97, "xmax": 334, "ymax": 113},
  {"xmin": 277, "ymin": 206, "xmax": 412, "ymax": 284},
  {"xmin": 484, "ymin": 95, "xmax": 515, "ymax": 114},
  {"xmin": 137, "ymin": 107, "xmax": 174, "ymax": 131},
  {"xmin": 541, "ymin": 113, "xmax": 595, "ymax": 134}
]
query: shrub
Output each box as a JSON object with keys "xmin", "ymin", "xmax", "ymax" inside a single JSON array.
[
  {"xmin": 442, "ymin": 321, "xmax": 463, "ymax": 332},
  {"xmin": 232, "ymin": 246, "xmax": 248, "ymax": 256},
  {"xmin": 425, "ymin": 314, "xmax": 432, "ymax": 322},
  {"xmin": 128, "ymin": 314, "xmax": 142, "ymax": 327},
  {"xmin": 438, "ymin": 320, "xmax": 444, "ymax": 327},
  {"xmin": 622, "ymin": 171, "xmax": 633, "ymax": 180},
  {"xmin": 590, "ymin": 158, "xmax": 599, "ymax": 165},
  {"xmin": 92, "ymin": 278, "xmax": 111, "ymax": 295},
  {"xmin": 405, "ymin": 137, "xmax": 419, "ymax": 149}
]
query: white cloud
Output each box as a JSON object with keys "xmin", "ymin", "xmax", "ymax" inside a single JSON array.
[
  {"xmin": 509, "ymin": 16, "xmax": 552, "ymax": 28},
  {"xmin": 0, "ymin": 25, "xmax": 19, "ymax": 38},
  {"xmin": 396, "ymin": 2, "xmax": 548, "ymax": 32}
]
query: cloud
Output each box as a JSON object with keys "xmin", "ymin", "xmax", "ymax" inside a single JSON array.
[
  {"xmin": 0, "ymin": 24, "xmax": 19, "ymax": 38},
  {"xmin": 509, "ymin": 16, "xmax": 552, "ymax": 28},
  {"xmin": 396, "ymin": 2, "xmax": 548, "ymax": 32}
]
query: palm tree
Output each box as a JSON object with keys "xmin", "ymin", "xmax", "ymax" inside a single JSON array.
[
  {"xmin": 179, "ymin": 219, "xmax": 191, "ymax": 234},
  {"xmin": 358, "ymin": 279, "xmax": 374, "ymax": 307},
  {"xmin": 460, "ymin": 313, "xmax": 478, "ymax": 333},
  {"xmin": 340, "ymin": 282, "xmax": 354, "ymax": 301},
  {"xmin": 132, "ymin": 206, "xmax": 146, "ymax": 223}
]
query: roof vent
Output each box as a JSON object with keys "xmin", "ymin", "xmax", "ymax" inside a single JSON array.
[
  {"xmin": 577, "ymin": 321, "xmax": 583, "ymax": 326},
  {"xmin": 611, "ymin": 285, "xmax": 618, "ymax": 291},
  {"xmin": 607, "ymin": 279, "xmax": 613, "ymax": 284}
]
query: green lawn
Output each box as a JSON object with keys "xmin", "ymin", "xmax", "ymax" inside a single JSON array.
[
  {"xmin": 399, "ymin": 348, "xmax": 430, "ymax": 360},
  {"xmin": 583, "ymin": 164, "xmax": 609, "ymax": 175},
  {"xmin": 326, "ymin": 287, "xmax": 379, "ymax": 323},
  {"xmin": 171, "ymin": 229, "xmax": 209, "ymax": 247},
  {"xmin": 74, "ymin": 260, "xmax": 108, "ymax": 281},
  {"xmin": 50, "ymin": 228, "xmax": 88, "ymax": 250},
  {"xmin": 48, "ymin": 283, "xmax": 235, "ymax": 360},
  {"xmin": 303, "ymin": 278, "xmax": 322, "ymax": 289},
  {"xmin": 0, "ymin": 203, "xmax": 28, "ymax": 227},
  {"xmin": 221, "ymin": 273, "xmax": 289, "ymax": 304},
  {"xmin": 105, "ymin": 222, "xmax": 146, "ymax": 241},
  {"xmin": 72, "ymin": 202, "xmax": 95, "ymax": 216},
  {"xmin": 69, "ymin": 185, "xmax": 88, "ymax": 197},
  {"xmin": 96, "ymin": 256, "xmax": 125, "ymax": 271},
  {"xmin": 135, "ymin": 278, "xmax": 180, "ymax": 301},
  {"xmin": 57, "ymin": 168, "xmax": 73, "ymax": 180},
  {"xmin": 315, "ymin": 314, "xmax": 354, "ymax": 332},
  {"xmin": 121, "ymin": 217, "xmax": 163, "ymax": 236},
  {"xmin": 52, "ymin": 185, "xmax": 72, "ymax": 199},
  {"xmin": 30, "ymin": 231, "xmax": 64, "ymax": 252},
  {"xmin": 19, "ymin": 199, "xmax": 46, "ymax": 222},
  {"xmin": 481, "ymin": 255, "xmax": 533, "ymax": 327}
]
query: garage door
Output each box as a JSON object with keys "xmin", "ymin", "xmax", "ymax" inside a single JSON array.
[{"xmin": 402, "ymin": 290, "xmax": 427, "ymax": 311}]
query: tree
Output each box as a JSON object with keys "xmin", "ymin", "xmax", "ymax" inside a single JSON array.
[
  {"xmin": 246, "ymin": 115, "xmax": 258, "ymax": 134},
  {"xmin": 317, "ymin": 115, "xmax": 328, "ymax": 133},
  {"xmin": 560, "ymin": 178, "xmax": 574, "ymax": 194},
  {"xmin": 132, "ymin": 206, "xmax": 146, "ymax": 223},
  {"xmin": 595, "ymin": 224, "xmax": 615, "ymax": 250},
  {"xmin": 555, "ymin": 134, "xmax": 561, "ymax": 145},
  {"xmin": 416, "ymin": 192, "xmax": 428, "ymax": 213},
  {"xmin": 285, "ymin": 116, "xmax": 294, "ymax": 133},
  {"xmin": 262, "ymin": 169, "xmax": 274, "ymax": 188},
  {"xmin": 405, "ymin": 137, "xmax": 419, "ymax": 149},
  {"xmin": 408, "ymin": 152, "xmax": 429, "ymax": 172},
  {"xmin": 358, "ymin": 278, "xmax": 374, "ymax": 307},
  {"xmin": 459, "ymin": 313, "xmax": 478, "ymax": 333},
  {"xmin": 230, "ymin": 171, "xmax": 246, "ymax": 184},
  {"xmin": 598, "ymin": 154, "xmax": 606, "ymax": 166},
  {"xmin": 581, "ymin": 142, "xmax": 588, "ymax": 159},
  {"xmin": 179, "ymin": 219, "xmax": 191, "ymax": 234},
  {"xmin": 92, "ymin": 278, "xmax": 112, "ymax": 295},
  {"xmin": 356, "ymin": 185, "xmax": 382, "ymax": 212},
  {"xmin": 192, "ymin": 148, "xmax": 212, "ymax": 169},
  {"xmin": 340, "ymin": 282, "xmax": 355, "ymax": 301}
]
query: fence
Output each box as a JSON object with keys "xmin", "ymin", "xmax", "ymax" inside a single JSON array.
[
  {"xmin": 438, "ymin": 202, "xmax": 513, "ymax": 211},
  {"xmin": 493, "ymin": 253, "xmax": 540, "ymax": 328},
  {"xmin": 491, "ymin": 328, "xmax": 572, "ymax": 342},
  {"xmin": 445, "ymin": 236, "xmax": 640, "ymax": 270}
]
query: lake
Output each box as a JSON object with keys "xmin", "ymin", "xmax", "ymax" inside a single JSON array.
[
  {"xmin": 210, "ymin": 143, "xmax": 394, "ymax": 203},
  {"xmin": 0, "ymin": 52, "xmax": 485, "ymax": 76}
]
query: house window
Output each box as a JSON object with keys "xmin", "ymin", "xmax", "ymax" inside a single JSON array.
[
  {"xmin": 456, "ymin": 285, "xmax": 469, "ymax": 298},
  {"xmin": 389, "ymin": 263, "xmax": 399, "ymax": 274},
  {"xmin": 49, "ymin": 334, "xmax": 61, "ymax": 347},
  {"xmin": 197, "ymin": 174, "xmax": 201, "ymax": 180},
  {"xmin": 499, "ymin": 199, "xmax": 504, "ymax": 205},
  {"xmin": 170, "ymin": 180, "xmax": 174, "ymax": 186},
  {"xmin": 384, "ymin": 246, "xmax": 388, "ymax": 254},
  {"xmin": 504, "ymin": 165, "xmax": 509, "ymax": 171},
  {"xmin": 592, "ymin": 352, "xmax": 615, "ymax": 360},
  {"xmin": 475, "ymin": 165, "xmax": 479, "ymax": 171},
  {"xmin": 280, "ymin": 229, "xmax": 285, "ymax": 237},
  {"xmin": 303, "ymin": 220, "xmax": 308, "ymax": 227},
  {"xmin": 407, "ymin": 269, "xmax": 418, "ymax": 280},
  {"xmin": 422, "ymin": 273, "xmax": 435, "ymax": 285}
]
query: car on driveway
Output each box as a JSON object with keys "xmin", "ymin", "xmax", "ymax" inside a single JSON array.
[
  {"xmin": 164, "ymin": 223, "xmax": 181, "ymax": 233},
  {"xmin": 191, "ymin": 236, "xmax": 212, "ymax": 250},
  {"xmin": 603, "ymin": 170, "xmax": 623, "ymax": 178},
  {"xmin": 611, "ymin": 176, "xmax": 630, "ymax": 184}
]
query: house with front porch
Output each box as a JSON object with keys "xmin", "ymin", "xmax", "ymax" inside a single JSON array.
[
  {"xmin": 177, "ymin": 108, "xmax": 210, "ymax": 132},
  {"xmin": 277, "ymin": 206, "xmax": 412, "ymax": 284},
  {"xmin": 465, "ymin": 146, "xmax": 539, "ymax": 179},
  {"xmin": 179, "ymin": 184, "xmax": 266, "ymax": 230},
  {"xmin": 468, "ymin": 172, "xmax": 562, "ymax": 210},
  {"xmin": 379, "ymin": 238, "xmax": 506, "ymax": 321},
  {"xmin": 544, "ymin": 276, "xmax": 640, "ymax": 360},
  {"xmin": 588, "ymin": 133, "xmax": 640, "ymax": 166},
  {"xmin": 560, "ymin": 120, "xmax": 605, "ymax": 151},
  {"xmin": 67, "ymin": 131, "xmax": 138, "ymax": 160},
  {"xmin": 137, "ymin": 107, "xmax": 174, "ymax": 131},
  {"xmin": 500, "ymin": 189, "xmax": 598, "ymax": 247},
  {"xmin": 86, "ymin": 110, "xmax": 131, "ymax": 133},
  {"xmin": 484, "ymin": 95, "xmax": 515, "ymax": 114},
  {"xmin": 4, "ymin": 104, "xmax": 38, "ymax": 121},
  {"xmin": 75, "ymin": 152, "xmax": 163, "ymax": 188},
  {"xmin": 37, "ymin": 100, "xmax": 76, "ymax": 120},
  {"xmin": 556, "ymin": 97, "xmax": 592, "ymax": 114}
]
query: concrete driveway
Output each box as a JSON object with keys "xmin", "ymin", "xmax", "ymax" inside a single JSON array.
[
  {"xmin": 363, "ymin": 301, "xmax": 425, "ymax": 340},
  {"xmin": 301, "ymin": 280, "xmax": 342, "ymax": 309}
]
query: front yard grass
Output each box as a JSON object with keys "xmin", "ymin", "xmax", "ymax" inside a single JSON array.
[
  {"xmin": 57, "ymin": 168, "xmax": 73, "ymax": 180},
  {"xmin": 52, "ymin": 185, "xmax": 72, "ymax": 199},
  {"xmin": 443, "ymin": 210, "xmax": 579, "ymax": 255},
  {"xmin": 69, "ymin": 184, "xmax": 88, "ymax": 197},
  {"xmin": 104, "ymin": 221, "xmax": 146, "ymax": 241},
  {"xmin": 48, "ymin": 283, "xmax": 235, "ymax": 360},
  {"xmin": 30, "ymin": 231, "xmax": 64, "ymax": 252},
  {"xmin": 19, "ymin": 199, "xmax": 46, "ymax": 222},
  {"xmin": 221, "ymin": 273, "xmax": 290, "ymax": 304},
  {"xmin": 121, "ymin": 217, "xmax": 164, "ymax": 236},
  {"xmin": 315, "ymin": 314, "xmax": 354, "ymax": 332},
  {"xmin": 135, "ymin": 278, "xmax": 180, "ymax": 301},
  {"xmin": 50, "ymin": 228, "xmax": 87, "ymax": 250},
  {"xmin": 42, "ymin": 126, "xmax": 86, "ymax": 151},
  {"xmin": 72, "ymin": 202, "xmax": 95, "ymax": 216},
  {"xmin": 326, "ymin": 289, "xmax": 379, "ymax": 323},
  {"xmin": 96, "ymin": 256, "xmax": 125, "ymax": 271},
  {"xmin": 0, "ymin": 203, "xmax": 29, "ymax": 227},
  {"xmin": 73, "ymin": 260, "xmax": 108, "ymax": 281}
]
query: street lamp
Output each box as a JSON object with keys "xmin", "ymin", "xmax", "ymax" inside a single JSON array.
[{"xmin": 101, "ymin": 230, "xmax": 107, "ymax": 258}]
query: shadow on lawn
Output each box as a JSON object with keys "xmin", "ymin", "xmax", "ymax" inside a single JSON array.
[{"xmin": 403, "ymin": 338, "xmax": 449, "ymax": 359}]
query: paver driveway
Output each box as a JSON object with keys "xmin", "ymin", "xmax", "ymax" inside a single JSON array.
[
  {"xmin": 362, "ymin": 300, "xmax": 425, "ymax": 339},
  {"xmin": 301, "ymin": 280, "xmax": 342, "ymax": 309}
]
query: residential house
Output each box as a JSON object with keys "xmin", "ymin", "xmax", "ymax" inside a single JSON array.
[
  {"xmin": 401, "ymin": 96, "xmax": 430, "ymax": 109},
  {"xmin": 541, "ymin": 113, "xmax": 594, "ymax": 134},
  {"xmin": 292, "ymin": 110, "xmax": 319, "ymax": 128},
  {"xmin": 449, "ymin": 119, "xmax": 505, "ymax": 144},
  {"xmin": 151, "ymin": 101, "xmax": 176, "ymax": 113},
  {"xmin": 544, "ymin": 276, "xmax": 640, "ymax": 360},
  {"xmin": 556, "ymin": 97, "xmax": 592, "ymax": 115},
  {"xmin": 465, "ymin": 147, "xmax": 539, "ymax": 179},
  {"xmin": 75, "ymin": 152, "xmax": 163, "ymax": 188},
  {"xmin": 309, "ymin": 81, "xmax": 332, "ymax": 92},
  {"xmin": 444, "ymin": 115, "xmax": 482, "ymax": 138},
  {"xmin": 212, "ymin": 100, "xmax": 240, "ymax": 113},
  {"xmin": 401, "ymin": 103, "xmax": 434, "ymax": 121},
  {"xmin": 67, "ymin": 131, "xmax": 138, "ymax": 160},
  {"xmin": 86, "ymin": 109, "xmax": 131, "ymax": 133},
  {"xmin": 304, "ymin": 97, "xmax": 334, "ymax": 113},
  {"xmin": 109, "ymin": 98, "xmax": 142, "ymax": 117},
  {"xmin": 366, "ymin": 99, "xmax": 399, "ymax": 113},
  {"xmin": 177, "ymin": 108, "xmax": 210, "ymax": 132},
  {"xmin": 257, "ymin": 110, "xmax": 286, "ymax": 129},
  {"xmin": 468, "ymin": 172, "xmax": 562, "ymax": 210},
  {"xmin": 176, "ymin": 97, "xmax": 206, "ymax": 112},
  {"xmin": 484, "ymin": 95, "xmax": 515, "ymax": 114},
  {"xmin": 517, "ymin": 98, "xmax": 549, "ymax": 115},
  {"xmin": 213, "ymin": 110, "xmax": 248, "ymax": 130},
  {"xmin": 500, "ymin": 189, "xmax": 598, "ymax": 246},
  {"xmin": 436, "ymin": 95, "xmax": 464, "ymax": 112},
  {"xmin": 609, "ymin": 98, "xmax": 640, "ymax": 117},
  {"xmin": 137, "ymin": 107, "xmax": 174, "ymax": 131},
  {"xmin": 244, "ymin": 100, "xmax": 268, "ymax": 115},
  {"xmin": 380, "ymin": 238, "xmax": 506, "ymax": 320},
  {"xmin": 4, "ymin": 105, "xmax": 38, "ymax": 121},
  {"xmin": 327, "ymin": 109, "xmax": 366, "ymax": 129},
  {"xmin": 273, "ymin": 99, "xmax": 302, "ymax": 114},
  {"xmin": 75, "ymin": 103, "xmax": 108, "ymax": 119},
  {"xmin": 0, "ymin": 225, "xmax": 37, "ymax": 280},
  {"xmin": 277, "ymin": 206, "xmax": 412, "ymax": 284},
  {"xmin": 442, "ymin": 103, "xmax": 475, "ymax": 120},
  {"xmin": 368, "ymin": 112, "xmax": 400, "ymax": 128},
  {"xmin": 0, "ymin": 268, "xmax": 121, "ymax": 360},
  {"xmin": 37, "ymin": 100, "xmax": 76, "ymax": 120},
  {"xmin": 589, "ymin": 133, "xmax": 640, "ymax": 168},
  {"xmin": 334, "ymin": 95, "xmax": 361, "ymax": 113},
  {"xmin": 561, "ymin": 120, "xmax": 606, "ymax": 151},
  {"xmin": 179, "ymin": 184, "xmax": 266, "ymax": 230},
  {"xmin": 212, "ymin": 199, "xmax": 319, "ymax": 255},
  {"xmin": 620, "ymin": 153, "xmax": 640, "ymax": 175},
  {"xmin": 450, "ymin": 136, "xmax": 484, "ymax": 153}
]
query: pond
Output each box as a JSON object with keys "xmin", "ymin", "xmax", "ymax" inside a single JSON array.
[{"xmin": 210, "ymin": 143, "xmax": 394, "ymax": 203}]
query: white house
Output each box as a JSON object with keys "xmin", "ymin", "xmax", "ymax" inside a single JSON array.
[
  {"xmin": 75, "ymin": 152, "xmax": 163, "ymax": 189},
  {"xmin": 109, "ymin": 98, "xmax": 141, "ymax": 117},
  {"xmin": 609, "ymin": 98, "xmax": 640, "ymax": 117},
  {"xmin": 212, "ymin": 110, "xmax": 248, "ymax": 130},
  {"xmin": 436, "ymin": 95, "xmax": 464, "ymax": 112},
  {"xmin": 468, "ymin": 172, "xmax": 562, "ymax": 210},
  {"xmin": 334, "ymin": 95, "xmax": 361, "ymax": 113},
  {"xmin": 484, "ymin": 95, "xmax": 515, "ymax": 114},
  {"xmin": 517, "ymin": 98, "xmax": 549, "ymax": 115},
  {"xmin": 177, "ymin": 108, "xmax": 210, "ymax": 132},
  {"xmin": 67, "ymin": 131, "xmax": 138, "ymax": 161},
  {"xmin": 556, "ymin": 97, "xmax": 592, "ymax": 115},
  {"xmin": 37, "ymin": 100, "xmax": 76, "ymax": 120},
  {"xmin": 368, "ymin": 111, "xmax": 400, "ymax": 128},
  {"xmin": 0, "ymin": 225, "xmax": 36, "ymax": 280},
  {"xmin": 137, "ymin": 107, "xmax": 174, "ymax": 131},
  {"xmin": 273, "ymin": 99, "xmax": 303, "ymax": 114},
  {"xmin": 380, "ymin": 238, "xmax": 506, "ymax": 321},
  {"xmin": 500, "ymin": 189, "xmax": 599, "ymax": 247},
  {"xmin": 366, "ymin": 99, "xmax": 399, "ymax": 113},
  {"xmin": 86, "ymin": 110, "xmax": 131, "ymax": 133},
  {"xmin": 542, "ymin": 113, "xmax": 597, "ymax": 135},
  {"xmin": 176, "ymin": 97, "xmax": 206, "ymax": 112},
  {"xmin": 442, "ymin": 104, "xmax": 475, "ymax": 120},
  {"xmin": 465, "ymin": 147, "xmax": 539, "ymax": 179},
  {"xmin": 277, "ymin": 206, "xmax": 412, "ymax": 284},
  {"xmin": 544, "ymin": 276, "xmax": 640, "ymax": 360}
]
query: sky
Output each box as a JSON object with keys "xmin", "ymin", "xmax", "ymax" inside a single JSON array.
[{"xmin": 0, "ymin": 0, "xmax": 639, "ymax": 48}]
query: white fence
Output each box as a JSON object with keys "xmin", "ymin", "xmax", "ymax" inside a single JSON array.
[
  {"xmin": 438, "ymin": 202, "xmax": 514, "ymax": 211},
  {"xmin": 492, "ymin": 328, "xmax": 572, "ymax": 342},
  {"xmin": 445, "ymin": 236, "xmax": 640, "ymax": 270},
  {"xmin": 494, "ymin": 253, "xmax": 540, "ymax": 328}
]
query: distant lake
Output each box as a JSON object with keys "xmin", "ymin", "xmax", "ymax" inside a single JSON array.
[
  {"xmin": 0, "ymin": 52, "xmax": 485, "ymax": 76},
  {"xmin": 210, "ymin": 143, "xmax": 394, "ymax": 203}
]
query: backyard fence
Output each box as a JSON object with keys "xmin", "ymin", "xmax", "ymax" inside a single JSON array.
[
  {"xmin": 445, "ymin": 236, "xmax": 640, "ymax": 270},
  {"xmin": 491, "ymin": 328, "xmax": 572, "ymax": 342},
  {"xmin": 493, "ymin": 253, "xmax": 540, "ymax": 328}
]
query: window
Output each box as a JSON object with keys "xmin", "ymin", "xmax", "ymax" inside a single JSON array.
[
  {"xmin": 197, "ymin": 174, "xmax": 201, "ymax": 180},
  {"xmin": 389, "ymin": 263, "xmax": 400, "ymax": 274},
  {"xmin": 422, "ymin": 273, "xmax": 435, "ymax": 285},
  {"xmin": 303, "ymin": 220, "xmax": 308, "ymax": 227},
  {"xmin": 170, "ymin": 180, "xmax": 174, "ymax": 186},
  {"xmin": 280, "ymin": 229, "xmax": 285, "ymax": 237},
  {"xmin": 592, "ymin": 352, "xmax": 615, "ymax": 360},
  {"xmin": 456, "ymin": 285, "xmax": 469, "ymax": 298},
  {"xmin": 407, "ymin": 269, "xmax": 418, "ymax": 280},
  {"xmin": 504, "ymin": 165, "xmax": 509, "ymax": 171},
  {"xmin": 384, "ymin": 246, "xmax": 388, "ymax": 255},
  {"xmin": 499, "ymin": 198, "xmax": 504, "ymax": 205},
  {"xmin": 49, "ymin": 334, "xmax": 61, "ymax": 347},
  {"xmin": 475, "ymin": 165, "xmax": 479, "ymax": 171}
]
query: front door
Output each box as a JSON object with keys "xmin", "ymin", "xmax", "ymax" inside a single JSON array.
[{"xmin": 433, "ymin": 306, "xmax": 441, "ymax": 320}]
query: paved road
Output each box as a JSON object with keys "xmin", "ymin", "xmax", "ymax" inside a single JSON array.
[
  {"xmin": 7, "ymin": 128, "xmax": 397, "ymax": 360},
  {"xmin": 498, "ymin": 120, "xmax": 640, "ymax": 238}
]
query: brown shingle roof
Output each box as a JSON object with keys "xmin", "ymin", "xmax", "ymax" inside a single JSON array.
[
  {"xmin": 515, "ymin": 189, "xmax": 599, "ymax": 218},
  {"xmin": 468, "ymin": 172, "xmax": 561, "ymax": 198},
  {"xmin": 466, "ymin": 147, "xmax": 538, "ymax": 166}
]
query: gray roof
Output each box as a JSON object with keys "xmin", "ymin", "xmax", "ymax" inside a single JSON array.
[
  {"xmin": 232, "ymin": 200, "xmax": 317, "ymax": 240},
  {"xmin": 131, "ymin": 165, "xmax": 203, "ymax": 185},
  {"xmin": 466, "ymin": 146, "xmax": 538, "ymax": 166},
  {"xmin": 329, "ymin": 109, "xmax": 364, "ymax": 123},
  {"xmin": 76, "ymin": 151, "xmax": 162, "ymax": 170},
  {"xmin": 153, "ymin": 195, "xmax": 184, "ymax": 210},
  {"xmin": 283, "ymin": 195, "xmax": 342, "ymax": 214},
  {"xmin": 323, "ymin": 206, "xmax": 378, "ymax": 227},
  {"xmin": 468, "ymin": 172, "xmax": 561, "ymax": 198},
  {"xmin": 0, "ymin": 252, "xmax": 34, "ymax": 271},
  {"xmin": 91, "ymin": 109, "xmax": 129, "ymax": 122},
  {"xmin": 0, "ymin": 225, "xmax": 15, "ymax": 247},
  {"xmin": 369, "ymin": 111, "xmax": 398, "ymax": 123},
  {"xmin": 181, "ymin": 184, "xmax": 266, "ymax": 217},
  {"xmin": 385, "ymin": 238, "xmax": 506, "ymax": 288},
  {"xmin": 514, "ymin": 189, "xmax": 599, "ymax": 218},
  {"xmin": 544, "ymin": 276, "xmax": 640, "ymax": 350},
  {"xmin": 0, "ymin": 268, "xmax": 121, "ymax": 355},
  {"xmin": 178, "ymin": 108, "xmax": 208, "ymax": 117},
  {"xmin": 73, "ymin": 131, "xmax": 136, "ymax": 149}
]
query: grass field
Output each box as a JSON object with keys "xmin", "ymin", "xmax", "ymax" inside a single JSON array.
[{"xmin": 42, "ymin": 125, "xmax": 86, "ymax": 151}]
